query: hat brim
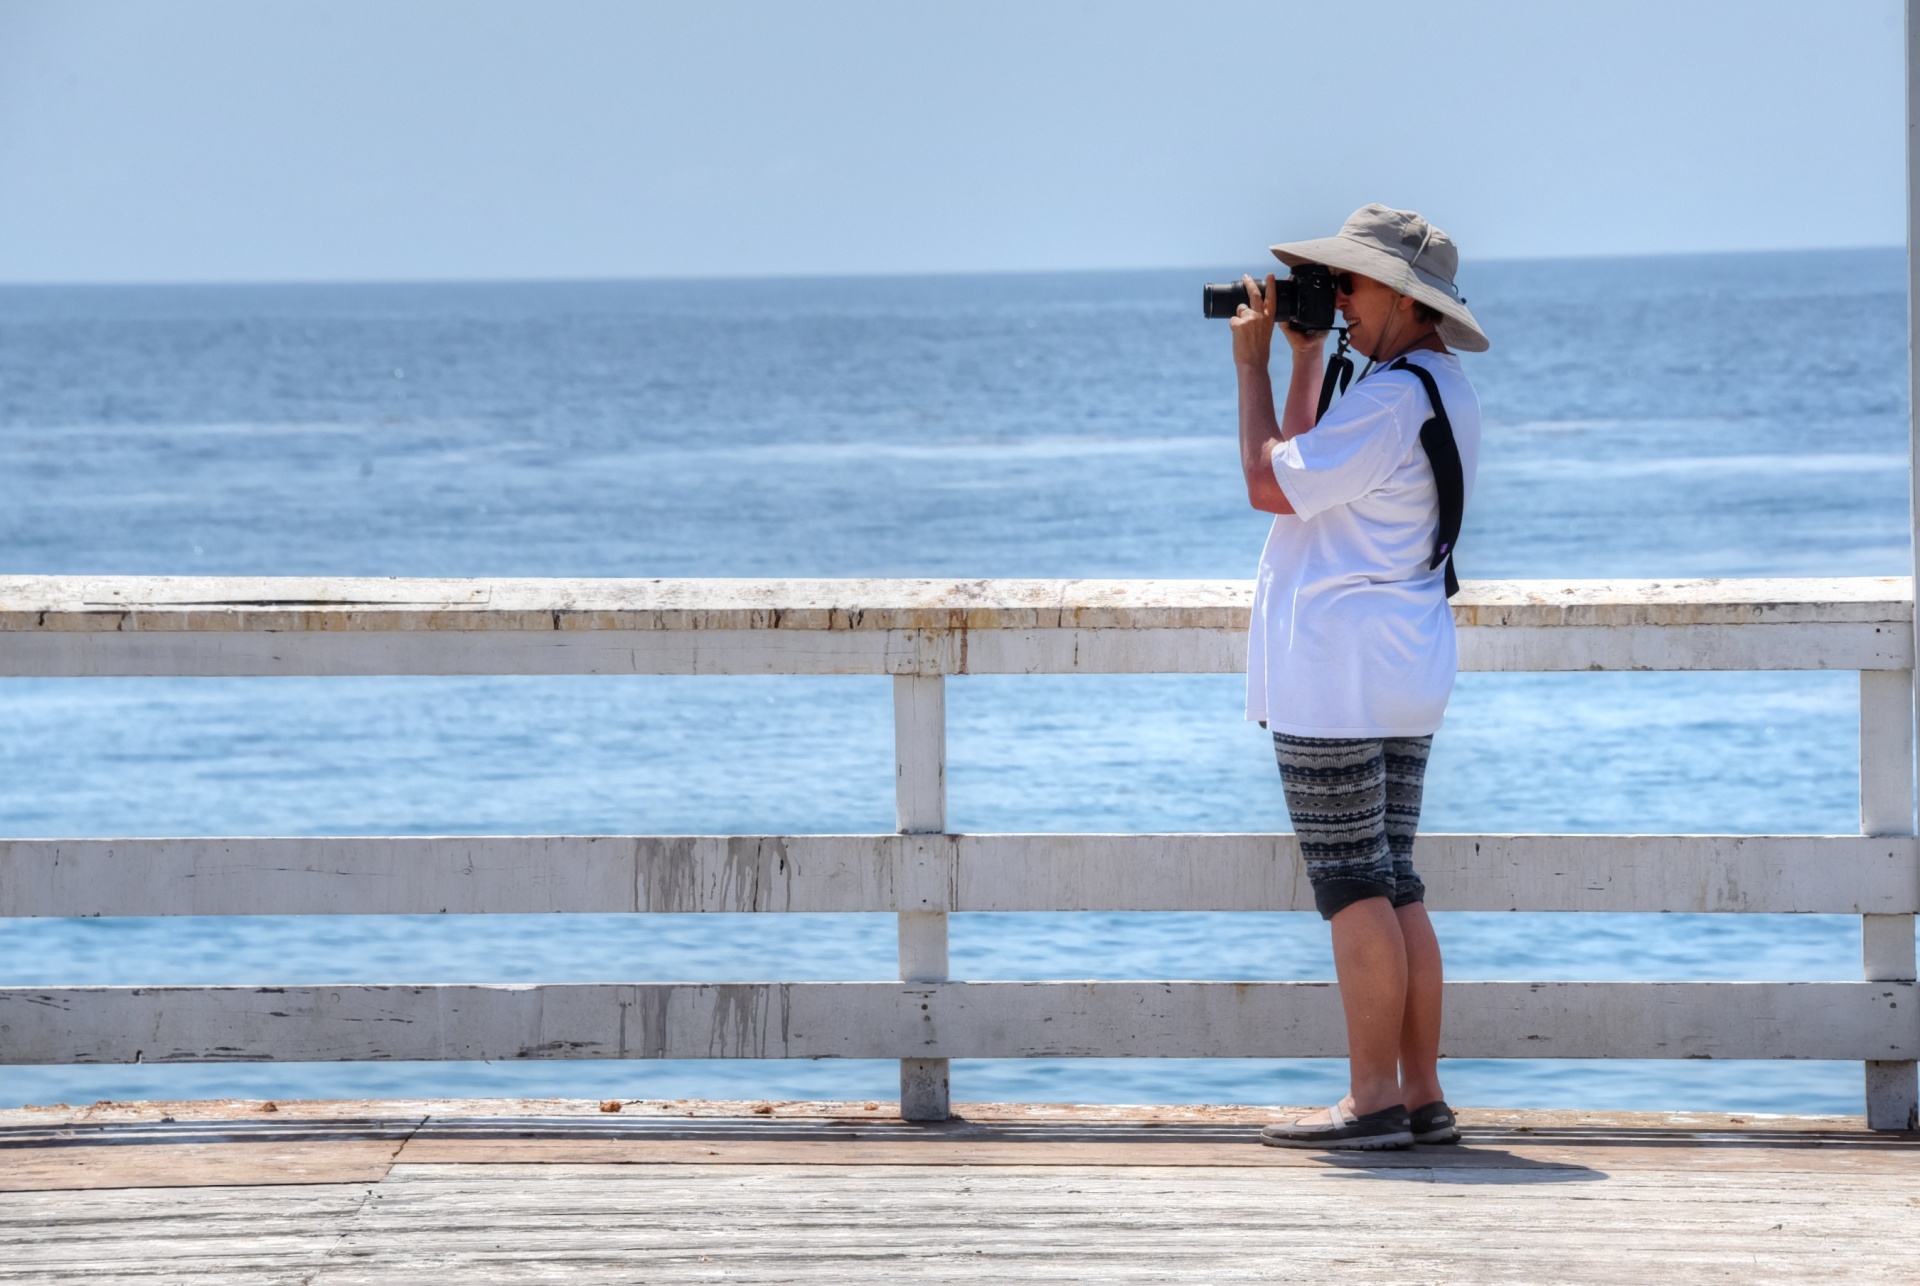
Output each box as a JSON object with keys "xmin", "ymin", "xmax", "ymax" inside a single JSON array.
[{"xmin": 1271, "ymin": 235, "xmax": 1489, "ymax": 353}]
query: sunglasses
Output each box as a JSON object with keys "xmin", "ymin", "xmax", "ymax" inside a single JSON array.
[{"xmin": 1331, "ymin": 271, "xmax": 1357, "ymax": 294}]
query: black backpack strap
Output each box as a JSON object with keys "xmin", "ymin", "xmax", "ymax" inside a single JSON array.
[{"xmin": 1387, "ymin": 358, "xmax": 1464, "ymax": 599}]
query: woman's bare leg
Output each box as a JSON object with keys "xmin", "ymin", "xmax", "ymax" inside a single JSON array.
[
  {"xmin": 1395, "ymin": 900, "xmax": 1445, "ymax": 1107},
  {"xmin": 1328, "ymin": 895, "xmax": 1408, "ymax": 1116}
]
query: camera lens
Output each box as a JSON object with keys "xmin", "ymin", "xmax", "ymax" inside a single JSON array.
[{"xmin": 1202, "ymin": 283, "xmax": 1250, "ymax": 319}]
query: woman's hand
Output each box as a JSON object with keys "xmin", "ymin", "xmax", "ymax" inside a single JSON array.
[
  {"xmin": 1233, "ymin": 273, "xmax": 1327, "ymax": 370},
  {"xmin": 1279, "ymin": 309, "xmax": 1328, "ymax": 363},
  {"xmin": 1230, "ymin": 273, "xmax": 1277, "ymax": 370}
]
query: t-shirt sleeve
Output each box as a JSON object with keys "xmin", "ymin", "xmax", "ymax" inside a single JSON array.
[{"xmin": 1270, "ymin": 375, "xmax": 1420, "ymax": 521}]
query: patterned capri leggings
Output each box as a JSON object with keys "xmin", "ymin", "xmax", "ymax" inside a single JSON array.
[{"xmin": 1271, "ymin": 732, "xmax": 1434, "ymax": 921}]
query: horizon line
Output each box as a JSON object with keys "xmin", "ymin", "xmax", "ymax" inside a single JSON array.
[{"xmin": 0, "ymin": 242, "xmax": 1901, "ymax": 291}]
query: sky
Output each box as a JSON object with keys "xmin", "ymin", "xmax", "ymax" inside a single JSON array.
[{"xmin": 0, "ymin": 0, "xmax": 1907, "ymax": 283}]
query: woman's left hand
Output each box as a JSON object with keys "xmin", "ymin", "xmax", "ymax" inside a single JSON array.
[{"xmin": 1230, "ymin": 273, "xmax": 1277, "ymax": 370}]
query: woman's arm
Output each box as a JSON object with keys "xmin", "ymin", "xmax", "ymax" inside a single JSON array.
[{"xmin": 1233, "ymin": 273, "xmax": 1327, "ymax": 515}]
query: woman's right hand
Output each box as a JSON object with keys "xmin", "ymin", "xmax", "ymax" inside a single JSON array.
[{"xmin": 1276, "ymin": 297, "xmax": 1328, "ymax": 364}]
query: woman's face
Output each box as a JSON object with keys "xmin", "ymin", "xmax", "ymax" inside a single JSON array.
[{"xmin": 1335, "ymin": 271, "xmax": 1410, "ymax": 359}]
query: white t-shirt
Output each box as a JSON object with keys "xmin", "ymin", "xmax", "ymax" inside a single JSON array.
[{"xmin": 1245, "ymin": 349, "xmax": 1481, "ymax": 738}]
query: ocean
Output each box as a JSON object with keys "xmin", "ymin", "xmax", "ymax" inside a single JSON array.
[{"xmin": 0, "ymin": 247, "xmax": 1907, "ymax": 1112}]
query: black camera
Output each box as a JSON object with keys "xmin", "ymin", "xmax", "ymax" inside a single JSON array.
[{"xmin": 1202, "ymin": 264, "xmax": 1337, "ymax": 331}]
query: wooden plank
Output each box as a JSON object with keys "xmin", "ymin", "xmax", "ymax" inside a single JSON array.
[
  {"xmin": 1456, "ymin": 621, "xmax": 1911, "ymax": 671},
  {"xmin": 0, "ymin": 621, "xmax": 1903, "ymax": 676},
  {"xmin": 0, "ymin": 1142, "xmax": 404, "ymax": 1192},
  {"xmin": 389, "ymin": 1135, "xmax": 1920, "ymax": 1176},
  {"xmin": 0, "ymin": 1184, "xmax": 371, "ymax": 1284},
  {"xmin": 0, "ymin": 835, "xmax": 957, "ymax": 917},
  {"xmin": 0, "ymin": 575, "xmax": 1904, "ymax": 675},
  {"xmin": 0, "ymin": 1097, "xmax": 1884, "ymax": 1133},
  {"xmin": 1859, "ymin": 669, "xmax": 1916, "ymax": 841},
  {"xmin": 7, "ymin": 833, "xmax": 1914, "ymax": 918},
  {"xmin": 390, "ymin": 1106, "xmax": 1920, "ymax": 1174},
  {"xmin": 0, "ymin": 1112, "xmax": 423, "ymax": 1192},
  {"xmin": 0, "ymin": 575, "xmax": 1258, "ymax": 634},
  {"xmin": 0, "ymin": 620, "xmax": 1902, "ymax": 674},
  {"xmin": 0, "ymin": 574, "xmax": 1904, "ymax": 634},
  {"xmin": 892, "ymin": 675, "xmax": 950, "ymax": 1121},
  {"xmin": 964, "ymin": 620, "xmax": 1912, "ymax": 673},
  {"xmin": 892, "ymin": 677, "xmax": 946, "ymax": 842},
  {"xmin": 2, "ymin": 980, "xmax": 1912, "ymax": 1064},
  {"xmin": 0, "ymin": 627, "xmax": 918, "ymax": 678},
  {"xmin": 957, "ymin": 627, "xmax": 1244, "ymax": 673},
  {"xmin": 960, "ymin": 833, "xmax": 1920, "ymax": 915},
  {"xmin": 7, "ymin": 1102, "xmax": 1916, "ymax": 1188},
  {"xmin": 1858, "ymin": 668, "xmax": 1918, "ymax": 1128},
  {"xmin": 12, "ymin": 1122, "xmax": 1920, "ymax": 1183}
]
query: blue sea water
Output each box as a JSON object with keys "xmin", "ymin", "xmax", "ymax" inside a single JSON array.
[{"xmin": 0, "ymin": 248, "xmax": 1907, "ymax": 1112}]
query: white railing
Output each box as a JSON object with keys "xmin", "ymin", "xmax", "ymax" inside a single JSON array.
[{"xmin": 0, "ymin": 575, "xmax": 1915, "ymax": 1127}]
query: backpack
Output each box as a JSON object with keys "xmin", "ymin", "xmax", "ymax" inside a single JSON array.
[
  {"xmin": 1313, "ymin": 344, "xmax": 1466, "ymax": 599},
  {"xmin": 1386, "ymin": 358, "xmax": 1465, "ymax": 600}
]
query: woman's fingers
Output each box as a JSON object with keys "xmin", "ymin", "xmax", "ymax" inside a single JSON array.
[
  {"xmin": 1240, "ymin": 274, "xmax": 1266, "ymax": 316},
  {"xmin": 1242, "ymin": 272, "xmax": 1280, "ymax": 319},
  {"xmin": 1239, "ymin": 275, "xmax": 1276, "ymax": 325}
]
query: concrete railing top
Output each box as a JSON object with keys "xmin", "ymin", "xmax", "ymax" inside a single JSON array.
[{"xmin": 0, "ymin": 574, "xmax": 1906, "ymax": 634}]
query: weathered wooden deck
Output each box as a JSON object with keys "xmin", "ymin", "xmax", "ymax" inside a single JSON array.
[{"xmin": 4, "ymin": 1098, "xmax": 1917, "ymax": 1283}]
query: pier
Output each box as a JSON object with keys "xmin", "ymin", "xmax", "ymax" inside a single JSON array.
[{"xmin": 1, "ymin": 575, "xmax": 1916, "ymax": 1278}]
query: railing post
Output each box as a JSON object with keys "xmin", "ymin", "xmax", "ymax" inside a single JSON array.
[
  {"xmin": 1898, "ymin": 0, "xmax": 1920, "ymax": 1135},
  {"xmin": 893, "ymin": 673, "xmax": 950, "ymax": 1121},
  {"xmin": 1860, "ymin": 668, "xmax": 1918, "ymax": 1130}
]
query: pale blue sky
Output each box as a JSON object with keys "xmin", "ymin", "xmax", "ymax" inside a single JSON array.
[{"xmin": 0, "ymin": 0, "xmax": 1905, "ymax": 282}]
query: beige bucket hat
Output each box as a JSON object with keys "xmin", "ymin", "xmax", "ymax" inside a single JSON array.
[{"xmin": 1270, "ymin": 204, "xmax": 1489, "ymax": 353}]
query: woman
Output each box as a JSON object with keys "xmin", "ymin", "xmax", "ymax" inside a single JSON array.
[{"xmin": 1231, "ymin": 204, "xmax": 1487, "ymax": 1150}]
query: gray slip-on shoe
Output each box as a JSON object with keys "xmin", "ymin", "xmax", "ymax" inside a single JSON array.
[
  {"xmin": 1259, "ymin": 1101, "xmax": 1412, "ymax": 1150},
  {"xmin": 1409, "ymin": 1100, "xmax": 1460, "ymax": 1144}
]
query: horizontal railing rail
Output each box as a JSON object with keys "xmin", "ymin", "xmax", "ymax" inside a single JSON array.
[
  {"xmin": 0, "ymin": 576, "xmax": 1914, "ymax": 1128},
  {"xmin": 4, "ymin": 834, "xmax": 1916, "ymax": 916},
  {"xmin": 0, "ymin": 575, "xmax": 1907, "ymax": 674},
  {"xmin": 8, "ymin": 981, "xmax": 1911, "ymax": 1064}
]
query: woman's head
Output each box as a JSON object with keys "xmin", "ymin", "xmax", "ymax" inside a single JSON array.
[
  {"xmin": 1270, "ymin": 204, "xmax": 1489, "ymax": 354},
  {"xmin": 1333, "ymin": 270, "xmax": 1445, "ymax": 359}
]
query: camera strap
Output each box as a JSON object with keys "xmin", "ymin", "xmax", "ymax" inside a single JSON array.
[
  {"xmin": 1313, "ymin": 328, "xmax": 1354, "ymax": 424},
  {"xmin": 1387, "ymin": 358, "xmax": 1465, "ymax": 599}
]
